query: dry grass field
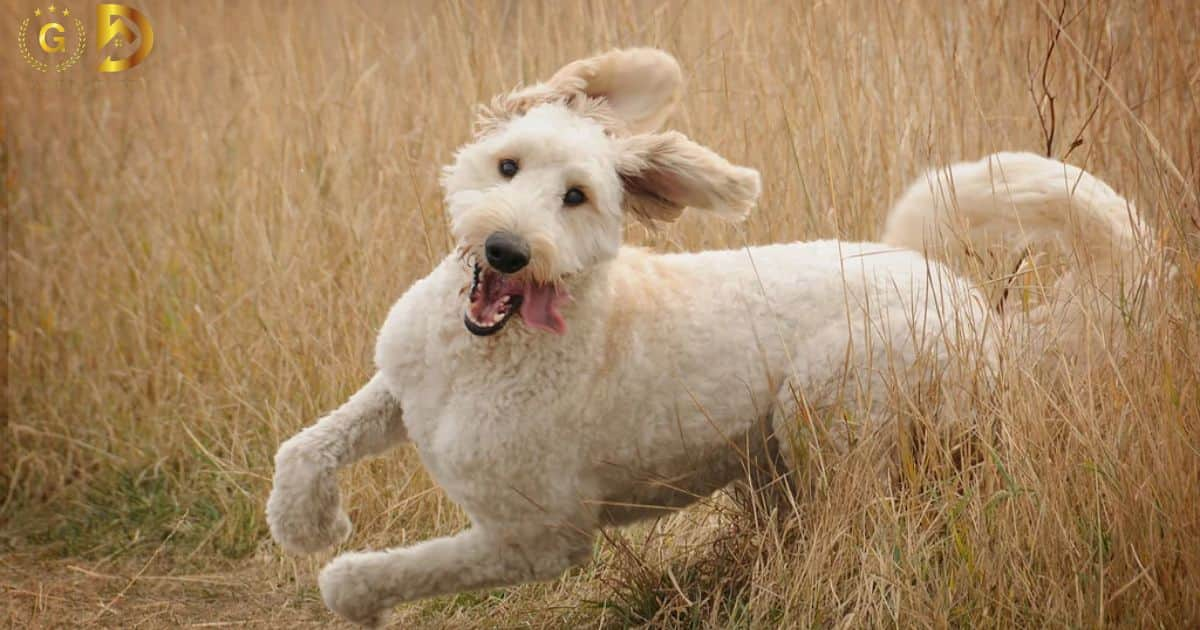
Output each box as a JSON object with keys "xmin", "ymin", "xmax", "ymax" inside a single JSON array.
[{"xmin": 3, "ymin": 0, "xmax": 1199, "ymax": 627}]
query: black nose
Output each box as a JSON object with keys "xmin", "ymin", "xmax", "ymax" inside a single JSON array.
[{"xmin": 484, "ymin": 232, "xmax": 530, "ymax": 273}]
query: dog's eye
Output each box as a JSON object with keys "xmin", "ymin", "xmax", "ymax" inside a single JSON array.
[
  {"xmin": 563, "ymin": 187, "xmax": 587, "ymax": 207},
  {"xmin": 498, "ymin": 159, "xmax": 519, "ymax": 178}
]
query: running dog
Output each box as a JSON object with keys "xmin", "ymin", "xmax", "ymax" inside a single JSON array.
[{"xmin": 266, "ymin": 48, "xmax": 1156, "ymax": 626}]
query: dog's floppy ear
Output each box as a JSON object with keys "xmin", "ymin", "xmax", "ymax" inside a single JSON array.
[
  {"xmin": 617, "ymin": 132, "xmax": 762, "ymax": 223},
  {"xmin": 547, "ymin": 48, "xmax": 683, "ymax": 134}
]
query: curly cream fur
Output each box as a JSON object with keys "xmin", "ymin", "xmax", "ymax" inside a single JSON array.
[
  {"xmin": 475, "ymin": 48, "xmax": 682, "ymax": 139},
  {"xmin": 267, "ymin": 373, "xmax": 404, "ymax": 556}
]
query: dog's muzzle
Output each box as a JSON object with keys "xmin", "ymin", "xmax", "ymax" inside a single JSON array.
[{"xmin": 464, "ymin": 232, "xmax": 570, "ymax": 337}]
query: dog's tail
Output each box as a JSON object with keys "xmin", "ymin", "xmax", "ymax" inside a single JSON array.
[{"xmin": 881, "ymin": 151, "xmax": 1160, "ymax": 354}]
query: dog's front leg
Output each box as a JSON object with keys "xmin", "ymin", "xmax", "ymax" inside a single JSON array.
[
  {"xmin": 319, "ymin": 527, "xmax": 591, "ymax": 626},
  {"xmin": 267, "ymin": 372, "xmax": 406, "ymax": 555}
]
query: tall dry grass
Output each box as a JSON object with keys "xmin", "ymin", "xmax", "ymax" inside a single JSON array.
[{"xmin": 3, "ymin": 0, "xmax": 1199, "ymax": 627}]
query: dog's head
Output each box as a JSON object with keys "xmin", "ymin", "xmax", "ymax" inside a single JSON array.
[{"xmin": 442, "ymin": 48, "xmax": 761, "ymax": 337}]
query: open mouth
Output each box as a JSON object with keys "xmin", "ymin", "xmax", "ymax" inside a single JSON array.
[
  {"xmin": 464, "ymin": 263, "xmax": 570, "ymax": 337},
  {"xmin": 465, "ymin": 263, "xmax": 524, "ymax": 336}
]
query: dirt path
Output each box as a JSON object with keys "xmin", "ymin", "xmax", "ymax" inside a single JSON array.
[{"xmin": 0, "ymin": 554, "xmax": 334, "ymax": 629}]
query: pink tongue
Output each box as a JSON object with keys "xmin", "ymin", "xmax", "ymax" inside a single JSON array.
[{"xmin": 520, "ymin": 283, "xmax": 568, "ymax": 334}]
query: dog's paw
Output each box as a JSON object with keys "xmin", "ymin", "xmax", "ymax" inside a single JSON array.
[
  {"xmin": 268, "ymin": 497, "xmax": 352, "ymax": 555},
  {"xmin": 266, "ymin": 443, "xmax": 353, "ymax": 555},
  {"xmin": 319, "ymin": 553, "xmax": 392, "ymax": 628}
]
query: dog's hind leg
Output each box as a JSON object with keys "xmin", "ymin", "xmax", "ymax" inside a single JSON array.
[
  {"xmin": 267, "ymin": 372, "xmax": 407, "ymax": 555},
  {"xmin": 319, "ymin": 526, "xmax": 592, "ymax": 627}
]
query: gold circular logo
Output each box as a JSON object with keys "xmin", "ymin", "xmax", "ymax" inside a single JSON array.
[{"xmin": 17, "ymin": 5, "xmax": 85, "ymax": 72}]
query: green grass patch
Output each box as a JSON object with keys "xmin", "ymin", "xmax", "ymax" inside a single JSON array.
[{"xmin": 20, "ymin": 462, "xmax": 264, "ymax": 563}]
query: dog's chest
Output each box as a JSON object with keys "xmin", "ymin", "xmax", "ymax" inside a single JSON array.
[{"xmin": 392, "ymin": 336, "xmax": 596, "ymax": 519}]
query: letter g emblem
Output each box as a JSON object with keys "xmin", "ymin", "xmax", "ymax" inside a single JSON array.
[{"xmin": 38, "ymin": 22, "xmax": 65, "ymax": 53}]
